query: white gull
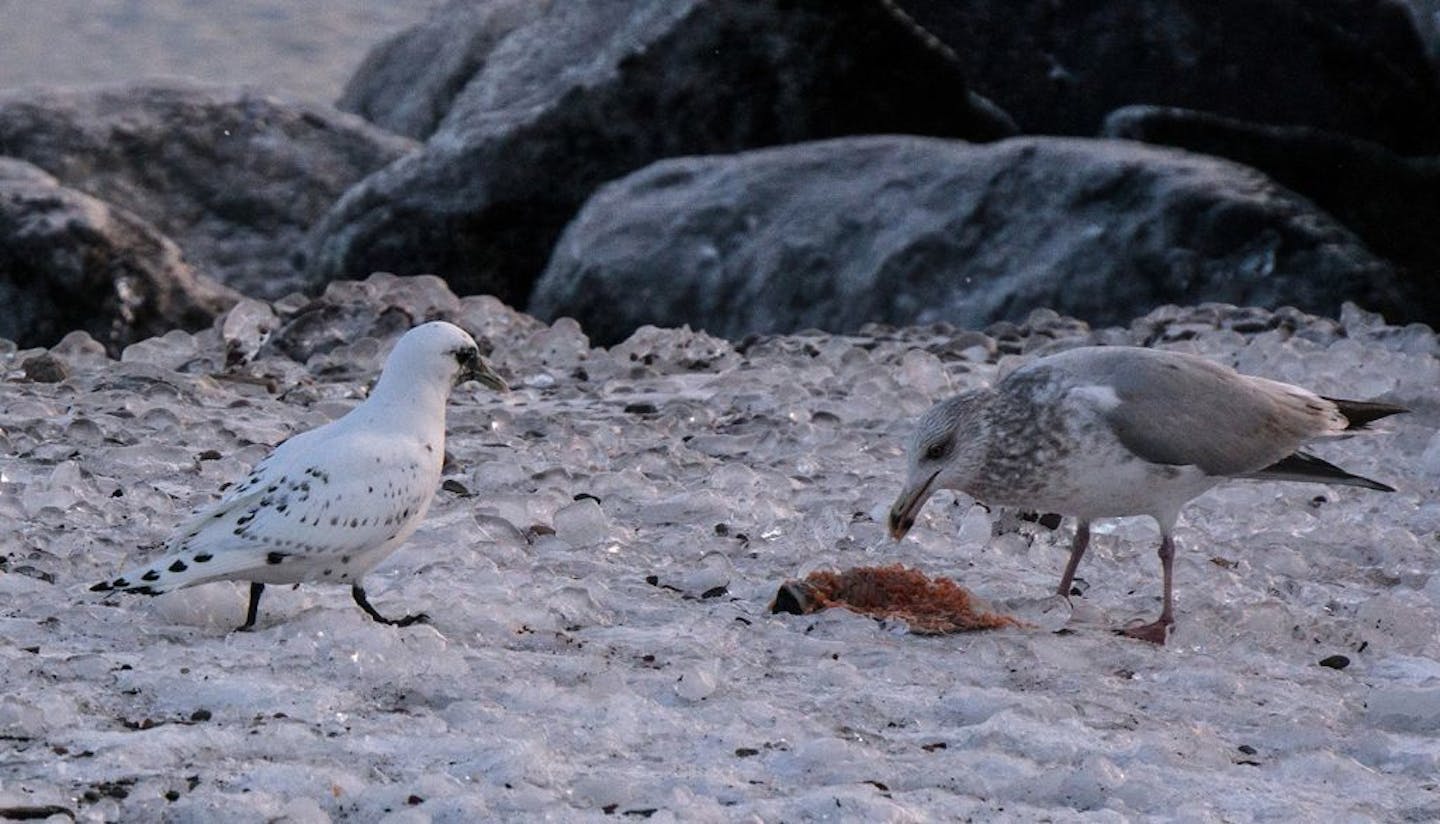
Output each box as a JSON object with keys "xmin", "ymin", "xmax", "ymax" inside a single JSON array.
[{"xmin": 93, "ymin": 320, "xmax": 507, "ymax": 630}]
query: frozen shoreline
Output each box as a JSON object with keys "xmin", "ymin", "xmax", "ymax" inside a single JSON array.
[{"xmin": 2, "ymin": 279, "xmax": 1439, "ymax": 820}]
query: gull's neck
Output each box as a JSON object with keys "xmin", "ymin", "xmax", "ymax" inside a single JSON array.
[{"xmin": 353, "ymin": 370, "xmax": 452, "ymax": 436}]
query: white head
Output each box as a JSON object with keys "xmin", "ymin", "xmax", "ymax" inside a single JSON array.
[
  {"xmin": 888, "ymin": 390, "xmax": 990, "ymax": 540},
  {"xmin": 370, "ymin": 321, "xmax": 507, "ymax": 404}
]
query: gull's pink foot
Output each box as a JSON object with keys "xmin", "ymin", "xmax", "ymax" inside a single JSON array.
[{"xmin": 1118, "ymin": 619, "xmax": 1173, "ymax": 645}]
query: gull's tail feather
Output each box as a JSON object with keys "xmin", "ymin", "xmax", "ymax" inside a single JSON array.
[
  {"xmin": 1244, "ymin": 451, "xmax": 1395, "ymax": 492},
  {"xmin": 90, "ymin": 549, "xmax": 263, "ymax": 596},
  {"xmin": 1324, "ymin": 397, "xmax": 1408, "ymax": 431}
]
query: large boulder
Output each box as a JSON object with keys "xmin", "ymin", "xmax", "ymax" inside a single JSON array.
[
  {"xmin": 337, "ymin": 0, "xmax": 546, "ymax": 140},
  {"xmin": 0, "ymin": 83, "xmax": 417, "ymax": 300},
  {"xmin": 529, "ymin": 135, "xmax": 1407, "ymax": 344},
  {"xmin": 309, "ymin": 0, "xmax": 1016, "ymax": 308},
  {"xmin": 1103, "ymin": 105, "xmax": 1440, "ymax": 315},
  {"xmin": 0, "ymin": 159, "xmax": 238, "ymax": 352},
  {"xmin": 894, "ymin": 0, "xmax": 1440, "ymax": 154}
]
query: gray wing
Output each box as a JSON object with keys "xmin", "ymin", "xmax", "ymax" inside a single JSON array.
[{"xmin": 1038, "ymin": 347, "xmax": 1344, "ymax": 476}]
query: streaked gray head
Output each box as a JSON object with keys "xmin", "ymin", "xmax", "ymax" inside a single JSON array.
[{"xmin": 888, "ymin": 390, "xmax": 990, "ymax": 540}]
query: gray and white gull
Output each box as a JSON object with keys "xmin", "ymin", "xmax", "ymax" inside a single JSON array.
[
  {"xmin": 888, "ymin": 345, "xmax": 1404, "ymax": 644},
  {"xmin": 93, "ymin": 321, "xmax": 507, "ymax": 630}
]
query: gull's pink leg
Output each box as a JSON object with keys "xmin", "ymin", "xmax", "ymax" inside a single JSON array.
[
  {"xmin": 1120, "ymin": 532, "xmax": 1176, "ymax": 645},
  {"xmin": 1056, "ymin": 519, "xmax": 1091, "ymax": 597}
]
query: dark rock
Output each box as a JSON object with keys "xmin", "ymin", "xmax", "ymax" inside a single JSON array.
[
  {"xmin": 0, "ymin": 82, "xmax": 416, "ymax": 299},
  {"xmin": 0, "ymin": 158, "xmax": 238, "ymax": 351},
  {"xmin": 895, "ymin": 0, "xmax": 1440, "ymax": 154},
  {"xmin": 262, "ymin": 273, "xmax": 458, "ymax": 363},
  {"xmin": 1319, "ymin": 654, "xmax": 1351, "ymax": 669},
  {"xmin": 337, "ymin": 0, "xmax": 544, "ymax": 140},
  {"xmin": 1103, "ymin": 105, "xmax": 1440, "ymax": 321},
  {"xmin": 530, "ymin": 135, "xmax": 1404, "ymax": 343},
  {"xmin": 310, "ymin": 0, "xmax": 1017, "ymax": 309},
  {"xmin": 21, "ymin": 353, "xmax": 69, "ymax": 383}
]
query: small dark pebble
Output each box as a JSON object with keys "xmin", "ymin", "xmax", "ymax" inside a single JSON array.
[
  {"xmin": 1, "ymin": 804, "xmax": 75, "ymax": 819},
  {"xmin": 441, "ymin": 479, "xmax": 471, "ymax": 496},
  {"xmin": 623, "ymin": 402, "xmax": 658, "ymax": 414},
  {"xmin": 645, "ymin": 575, "xmax": 660, "ymax": 586},
  {"xmin": 735, "ymin": 747, "xmax": 760, "ymax": 757},
  {"xmin": 407, "ymin": 795, "xmax": 424, "ymax": 806},
  {"xmin": 573, "ymin": 492, "xmax": 602, "ymax": 503},
  {"xmin": 110, "ymin": 488, "xmax": 124, "ymax": 498},
  {"xmin": 1319, "ymin": 654, "xmax": 1351, "ymax": 670},
  {"xmin": 921, "ymin": 742, "xmax": 948, "ymax": 752},
  {"xmin": 623, "ymin": 809, "xmax": 657, "ymax": 818},
  {"xmin": 1238, "ymin": 744, "xmax": 1257, "ymax": 755},
  {"xmin": 190, "ymin": 709, "xmax": 212, "ymax": 722},
  {"xmin": 603, "ymin": 804, "xmax": 618, "ymax": 814},
  {"xmin": 22, "ymin": 646, "xmax": 38, "ymax": 654},
  {"xmin": 1037, "ymin": 512, "xmax": 1063, "ymax": 530},
  {"xmin": 714, "ymin": 523, "xmax": 729, "ymax": 536},
  {"xmin": 197, "ymin": 449, "xmax": 222, "ymax": 461},
  {"xmin": 700, "ymin": 585, "xmax": 728, "ymax": 599},
  {"xmin": 165, "ymin": 790, "xmax": 181, "ymax": 802}
]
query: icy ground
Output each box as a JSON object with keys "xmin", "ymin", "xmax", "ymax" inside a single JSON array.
[{"xmin": 3, "ymin": 276, "xmax": 1440, "ymax": 822}]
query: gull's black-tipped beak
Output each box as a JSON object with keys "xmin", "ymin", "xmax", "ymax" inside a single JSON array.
[
  {"xmin": 457, "ymin": 350, "xmax": 508, "ymax": 392},
  {"xmin": 888, "ymin": 471, "xmax": 940, "ymax": 541}
]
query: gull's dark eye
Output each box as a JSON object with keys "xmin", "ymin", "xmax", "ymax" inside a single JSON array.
[
  {"xmin": 924, "ymin": 441, "xmax": 949, "ymax": 462},
  {"xmin": 452, "ymin": 347, "xmax": 477, "ymax": 367}
]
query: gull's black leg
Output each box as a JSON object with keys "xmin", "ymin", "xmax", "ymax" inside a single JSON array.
[
  {"xmin": 351, "ymin": 585, "xmax": 428, "ymax": 627},
  {"xmin": 236, "ymin": 583, "xmax": 265, "ymax": 632}
]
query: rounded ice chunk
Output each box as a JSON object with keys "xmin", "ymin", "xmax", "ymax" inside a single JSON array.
[{"xmin": 553, "ymin": 498, "xmax": 611, "ymax": 547}]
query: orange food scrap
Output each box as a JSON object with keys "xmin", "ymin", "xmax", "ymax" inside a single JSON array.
[{"xmin": 770, "ymin": 564, "xmax": 1022, "ymax": 634}]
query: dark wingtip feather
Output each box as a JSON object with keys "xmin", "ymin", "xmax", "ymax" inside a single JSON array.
[
  {"xmin": 1248, "ymin": 451, "xmax": 1395, "ymax": 492},
  {"xmin": 1323, "ymin": 397, "xmax": 1409, "ymax": 430},
  {"xmin": 89, "ymin": 581, "xmax": 112, "ymax": 592}
]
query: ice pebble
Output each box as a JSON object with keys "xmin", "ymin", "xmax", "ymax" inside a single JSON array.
[
  {"xmin": 553, "ymin": 498, "xmax": 612, "ymax": 547},
  {"xmin": 674, "ymin": 661, "xmax": 719, "ymax": 702},
  {"xmin": 1368, "ymin": 686, "xmax": 1440, "ymax": 732},
  {"xmin": 900, "ymin": 348, "xmax": 951, "ymax": 398}
]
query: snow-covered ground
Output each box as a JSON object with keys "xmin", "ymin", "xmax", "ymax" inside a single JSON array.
[{"xmin": 3, "ymin": 277, "xmax": 1439, "ymax": 821}]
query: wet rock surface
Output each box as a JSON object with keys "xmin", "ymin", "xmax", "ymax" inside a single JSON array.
[
  {"xmin": 308, "ymin": 0, "xmax": 1015, "ymax": 308},
  {"xmin": 1103, "ymin": 105, "xmax": 1440, "ymax": 315},
  {"xmin": 532, "ymin": 135, "xmax": 1404, "ymax": 343},
  {"xmin": 896, "ymin": 0, "xmax": 1440, "ymax": 153},
  {"xmin": 0, "ymin": 82, "xmax": 416, "ymax": 299},
  {"xmin": 0, "ymin": 158, "xmax": 238, "ymax": 352}
]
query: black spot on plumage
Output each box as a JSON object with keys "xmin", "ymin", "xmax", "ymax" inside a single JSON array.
[
  {"xmin": 266, "ymin": 484, "xmax": 278, "ymax": 493},
  {"xmin": 113, "ymin": 578, "xmax": 130, "ymax": 588},
  {"xmin": 90, "ymin": 581, "xmax": 111, "ymax": 592},
  {"xmin": 276, "ymin": 504, "xmax": 288, "ymax": 513},
  {"xmin": 169, "ymin": 560, "xmax": 188, "ymax": 573},
  {"xmin": 349, "ymin": 518, "xmax": 359, "ymax": 528},
  {"xmin": 132, "ymin": 586, "xmax": 158, "ymax": 596},
  {"xmin": 194, "ymin": 553, "xmax": 213, "ymax": 562},
  {"xmin": 233, "ymin": 528, "xmax": 245, "ymax": 536},
  {"xmin": 266, "ymin": 552, "xmax": 285, "ymax": 565},
  {"xmin": 142, "ymin": 570, "xmax": 160, "ymax": 582},
  {"xmin": 330, "ymin": 516, "xmax": 338, "ymax": 526},
  {"xmin": 341, "ymin": 555, "xmax": 351, "ymax": 564},
  {"xmin": 323, "ymin": 569, "xmax": 332, "ymax": 576}
]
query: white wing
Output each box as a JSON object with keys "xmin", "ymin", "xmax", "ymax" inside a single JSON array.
[{"xmin": 98, "ymin": 428, "xmax": 441, "ymax": 593}]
